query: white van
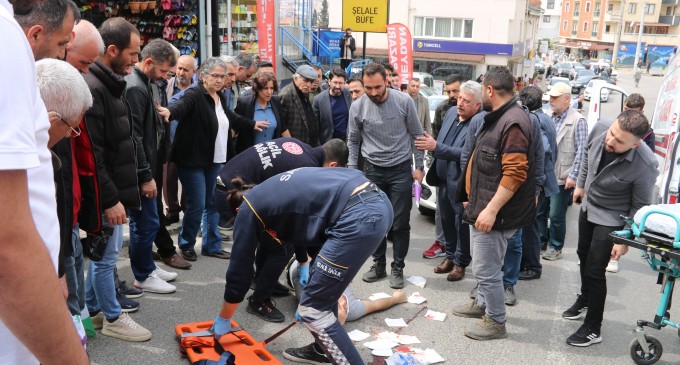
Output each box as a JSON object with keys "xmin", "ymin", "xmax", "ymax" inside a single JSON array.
[{"xmin": 650, "ymin": 53, "xmax": 680, "ymax": 204}]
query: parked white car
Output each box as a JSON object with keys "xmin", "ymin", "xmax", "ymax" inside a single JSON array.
[
  {"xmin": 427, "ymin": 95, "xmax": 448, "ymax": 123},
  {"xmin": 584, "ymin": 80, "xmax": 611, "ymax": 102}
]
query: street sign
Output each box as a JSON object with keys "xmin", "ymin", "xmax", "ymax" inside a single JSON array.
[{"xmin": 342, "ymin": 0, "xmax": 389, "ymax": 33}]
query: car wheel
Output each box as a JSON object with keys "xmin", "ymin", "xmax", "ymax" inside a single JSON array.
[{"xmin": 418, "ymin": 205, "xmax": 435, "ymax": 216}]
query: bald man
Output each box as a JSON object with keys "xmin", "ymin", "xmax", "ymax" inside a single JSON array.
[{"xmin": 66, "ymin": 20, "xmax": 104, "ymax": 74}]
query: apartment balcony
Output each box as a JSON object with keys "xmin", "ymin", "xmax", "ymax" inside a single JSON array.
[
  {"xmin": 659, "ymin": 15, "xmax": 680, "ymax": 25},
  {"xmin": 661, "ymin": 0, "xmax": 680, "ymax": 5}
]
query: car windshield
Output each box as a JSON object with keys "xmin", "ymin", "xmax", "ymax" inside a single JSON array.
[{"xmin": 420, "ymin": 85, "xmax": 436, "ymax": 97}]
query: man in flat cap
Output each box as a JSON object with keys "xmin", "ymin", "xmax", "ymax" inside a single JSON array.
[{"xmin": 279, "ymin": 64, "xmax": 321, "ymax": 146}]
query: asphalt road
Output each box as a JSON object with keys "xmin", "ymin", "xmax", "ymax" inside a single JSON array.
[{"xmin": 88, "ymin": 73, "xmax": 676, "ymax": 365}]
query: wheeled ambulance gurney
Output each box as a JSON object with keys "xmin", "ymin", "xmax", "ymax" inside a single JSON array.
[{"xmin": 610, "ymin": 204, "xmax": 680, "ymax": 365}]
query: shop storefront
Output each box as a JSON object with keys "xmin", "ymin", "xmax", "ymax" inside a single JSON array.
[
  {"xmin": 217, "ymin": 0, "xmax": 259, "ymax": 56},
  {"xmin": 79, "ymin": 0, "xmax": 203, "ymax": 62}
]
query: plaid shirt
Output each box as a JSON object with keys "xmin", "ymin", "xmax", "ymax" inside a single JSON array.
[{"xmin": 553, "ymin": 108, "xmax": 587, "ymax": 181}]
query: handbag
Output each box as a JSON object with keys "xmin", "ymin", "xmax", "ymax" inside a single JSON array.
[{"xmin": 425, "ymin": 158, "xmax": 441, "ymax": 187}]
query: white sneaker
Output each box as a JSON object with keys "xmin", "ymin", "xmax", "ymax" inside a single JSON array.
[
  {"xmin": 134, "ymin": 272, "xmax": 176, "ymax": 294},
  {"xmin": 606, "ymin": 259, "xmax": 619, "ymax": 273},
  {"xmin": 101, "ymin": 313, "xmax": 151, "ymax": 342},
  {"xmin": 154, "ymin": 265, "xmax": 177, "ymax": 282}
]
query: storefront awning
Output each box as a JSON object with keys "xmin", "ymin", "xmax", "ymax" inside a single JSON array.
[
  {"xmin": 588, "ymin": 44, "xmax": 613, "ymax": 51},
  {"xmin": 365, "ymin": 48, "xmax": 485, "ymax": 63},
  {"xmin": 555, "ymin": 42, "xmax": 581, "ymax": 49}
]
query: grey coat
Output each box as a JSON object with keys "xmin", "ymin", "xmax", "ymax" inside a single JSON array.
[
  {"xmin": 577, "ymin": 122, "xmax": 659, "ymax": 226},
  {"xmin": 313, "ymin": 88, "xmax": 352, "ymax": 143},
  {"xmin": 415, "ymin": 94, "xmax": 432, "ymax": 135}
]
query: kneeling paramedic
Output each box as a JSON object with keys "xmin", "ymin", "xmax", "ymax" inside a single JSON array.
[{"xmin": 212, "ymin": 167, "xmax": 393, "ymax": 364}]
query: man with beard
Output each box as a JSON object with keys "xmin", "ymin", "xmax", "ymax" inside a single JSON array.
[
  {"xmin": 422, "ymin": 73, "xmax": 466, "ymax": 260},
  {"xmin": 314, "ymin": 67, "xmax": 353, "ymax": 143},
  {"xmin": 81, "ymin": 17, "xmax": 152, "ymax": 342},
  {"xmin": 451, "ymin": 67, "xmax": 536, "ymax": 340},
  {"xmin": 563, "ymin": 110, "xmax": 657, "ymax": 346},
  {"xmin": 348, "ymin": 63, "xmax": 424, "ymax": 289},
  {"xmin": 415, "ymin": 81, "xmax": 482, "ymax": 282}
]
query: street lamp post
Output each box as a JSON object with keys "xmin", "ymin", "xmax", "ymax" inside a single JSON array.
[
  {"xmin": 612, "ymin": 0, "xmax": 626, "ymax": 67},
  {"xmin": 633, "ymin": 3, "xmax": 647, "ymax": 72}
]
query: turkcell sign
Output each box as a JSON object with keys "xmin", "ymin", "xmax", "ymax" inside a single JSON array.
[{"xmin": 413, "ymin": 39, "xmax": 517, "ymax": 56}]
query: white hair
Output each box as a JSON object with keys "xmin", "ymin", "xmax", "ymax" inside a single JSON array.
[
  {"xmin": 219, "ymin": 55, "xmax": 239, "ymax": 69},
  {"xmin": 71, "ymin": 20, "xmax": 105, "ymax": 54},
  {"xmin": 170, "ymin": 44, "xmax": 180, "ymax": 59},
  {"xmin": 36, "ymin": 59, "xmax": 93, "ymax": 123},
  {"xmin": 460, "ymin": 80, "xmax": 482, "ymax": 103}
]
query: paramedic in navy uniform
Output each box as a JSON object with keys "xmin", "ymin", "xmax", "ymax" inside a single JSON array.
[
  {"xmin": 212, "ymin": 167, "xmax": 393, "ymax": 365},
  {"xmin": 562, "ymin": 110, "xmax": 658, "ymax": 347},
  {"xmin": 213, "ymin": 137, "xmax": 349, "ymax": 322}
]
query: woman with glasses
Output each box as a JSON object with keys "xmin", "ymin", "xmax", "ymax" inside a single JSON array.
[
  {"xmin": 157, "ymin": 57, "xmax": 268, "ymax": 262},
  {"xmin": 233, "ymin": 71, "xmax": 289, "ymax": 154}
]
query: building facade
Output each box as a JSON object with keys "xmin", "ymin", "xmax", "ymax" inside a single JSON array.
[
  {"xmin": 325, "ymin": 0, "xmax": 542, "ymax": 82},
  {"xmin": 558, "ymin": 0, "xmax": 679, "ymax": 66},
  {"xmin": 539, "ymin": 0, "xmax": 563, "ymax": 40}
]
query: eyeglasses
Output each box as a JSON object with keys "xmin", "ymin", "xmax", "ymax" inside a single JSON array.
[{"xmin": 51, "ymin": 112, "xmax": 81, "ymax": 137}]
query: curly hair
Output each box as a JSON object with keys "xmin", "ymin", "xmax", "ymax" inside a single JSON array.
[{"xmin": 251, "ymin": 72, "xmax": 279, "ymax": 93}]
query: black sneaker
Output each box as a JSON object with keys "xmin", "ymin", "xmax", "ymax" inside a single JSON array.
[
  {"xmin": 562, "ymin": 294, "xmax": 588, "ymax": 320},
  {"xmin": 117, "ymin": 280, "xmax": 143, "ymax": 299},
  {"xmin": 115, "ymin": 285, "xmax": 140, "ymax": 313},
  {"xmin": 389, "ymin": 266, "xmax": 404, "ymax": 289},
  {"xmin": 283, "ymin": 343, "xmax": 330, "ymax": 364},
  {"xmin": 246, "ymin": 297, "xmax": 285, "ymax": 322},
  {"xmin": 566, "ymin": 323, "xmax": 602, "ymax": 347},
  {"xmin": 362, "ymin": 264, "xmax": 387, "ymax": 283}
]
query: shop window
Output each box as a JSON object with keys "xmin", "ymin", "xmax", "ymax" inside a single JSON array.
[
  {"xmin": 414, "ymin": 16, "xmax": 473, "ymax": 39},
  {"xmin": 218, "ymin": 0, "xmax": 258, "ymax": 56}
]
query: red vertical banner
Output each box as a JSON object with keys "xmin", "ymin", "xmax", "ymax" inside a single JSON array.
[
  {"xmin": 257, "ymin": 0, "xmax": 276, "ymax": 72},
  {"xmin": 386, "ymin": 23, "xmax": 413, "ymax": 86}
]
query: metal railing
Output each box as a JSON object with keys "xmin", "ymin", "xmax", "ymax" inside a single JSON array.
[
  {"xmin": 303, "ymin": 26, "xmax": 334, "ymax": 71},
  {"xmin": 280, "ymin": 27, "xmax": 314, "ymax": 72},
  {"xmin": 345, "ymin": 59, "xmax": 372, "ymax": 78}
]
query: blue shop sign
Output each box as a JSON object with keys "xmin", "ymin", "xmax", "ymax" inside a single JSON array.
[{"xmin": 413, "ymin": 38, "xmax": 522, "ymax": 56}]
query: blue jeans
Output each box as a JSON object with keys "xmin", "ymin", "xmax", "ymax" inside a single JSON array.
[
  {"xmin": 471, "ymin": 227, "xmax": 515, "ymax": 324},
  {"xmin": 177, "ymin": 163, "xmax": 223, "ymax": 254},
  {"xmin": 65, "ymin": 225, "xmax": 85, "ymax": 316},
  {"xmin": 549, "ymin": 185, "xmax": 573, "ymax": 251},
  {"xmin": 438, "ymin": 184, "xmax": 471, "ymax": 267},
  {"xmin": 364, "ymin": 160, "xmax": 412, "ymax": 269},
  {"xmin": 85, "ymin": 224, "xmax": 123, "ymax": 319},
  {"xmin": 299, "ymin": 190, "xmax": 393, "ymax": 364},
  {"xmin": 128, "ymin": 196, "xmax": 160, "ymax": 281},
  {"xmin": 503, "ymin": 229, "xmax": 523, "ymax": 286}
]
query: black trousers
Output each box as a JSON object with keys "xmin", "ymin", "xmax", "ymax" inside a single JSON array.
[
  {"xmin": 520, "ymin": 192, "xmax": 545, "ymax": 272},
  {"xmin": 154, "ymin": 156, "xmax": 179, "ymax": 258},
  {"xmin": 577, "ymin": 210, "xmax": 623, "ymax": 330}
]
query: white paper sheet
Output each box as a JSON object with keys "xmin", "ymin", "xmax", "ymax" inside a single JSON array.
[
  {"xmin": 364, "ymin": 339, "xmax": 398, "ymax": 350},
  {"xmin": 397, "ymin": 334, "xmax": 421, "ymax": 345},
  {"xmin": 372, "ymin": 348, "xmax": 394, "ymax": 357},
  {"xmin": 347, "ymin": 329, "xmax": 370, "ymax": 342},
  {"xmin": 385, "ymin": 317, "xmax": 408, "ymax": 327},
  {"xmin": 369, "ymin": 292, "xmax": 392, "ymax": 301},
  {"xmin": 408, "ymin": 292, "xmax": 427, "ymax": 304},
  {"xmin": 406, "ymin": 276, "xmax": 427, "ymax": 288},
  {"xmin": 414, "ymin": 348, "xmax": 445, "ymax": 364},
  {"xmin": 424, "ymin": 309, "xmax": 446, "ymax": 321},
  {"xmin": 376, "ymin": 331, "xmax": 400, "ymax": 341}
]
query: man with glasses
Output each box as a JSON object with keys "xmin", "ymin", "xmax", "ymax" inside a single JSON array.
[
  {"xmin": 314, "ymin": 67, "xmax": 353, "ymax": 143},
  {"xmin": 348, "ymin": 63, "xmax": 424, "ymax": 289},
  {"xmin": 279, "ymin": 65, "xmax": 321, "ymax": 146}
]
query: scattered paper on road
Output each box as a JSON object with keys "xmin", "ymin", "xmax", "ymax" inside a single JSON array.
[
  {"xmin": 412, "ymin": 348, "xmax": 446, "ymax": 364},
  {"xmin": 377, "ymin": 331, "xmax": 399, "ymax": 341},
  {"xmin": 385, "ymin": 318, "xmax": 408, "ymax": 327},
  {"xmin": 408, "ymin": 292, "xmax": 427, "ymax": 304},
  {"xmin": 407, "ymin": 276, "xmax": 427, "ymax": 288},
  {"xmin": 347, "ymin": 329, "xmax": 370, "ymax": 342},
  {"xmin": 369, "ymin": 292, "xmax": 392, "ymax": 301},
  {"xmin": 424, "ymin": 310, "xmax": 446, "ymax": 321},
  {"xmin": 372, "ymin": 348, "xmax": 394, "ymax": 357},
  {"xmin": 364, "ymin": 339, "xmax": 398, "ymax": 350},
  {"xmin": 397, "ymin": 334, "xmax": 421, "ymax": 344}
]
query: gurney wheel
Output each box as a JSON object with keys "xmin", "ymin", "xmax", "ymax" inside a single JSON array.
[{"xmin": 630, "ymin": 335, "xmax": 663, "ymax": 365}]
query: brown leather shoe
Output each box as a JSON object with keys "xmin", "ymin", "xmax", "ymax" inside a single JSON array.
[
  {"xmin": 434, "ymin": 258, "xmax": 454, "ymax": 273},
  {"xmin": 161, "ymin": 253, "xmax": 192, "ymax": 270},
  {"xmin": 447, "ymin": 265, "xmax": 465, "ymax": 281}
]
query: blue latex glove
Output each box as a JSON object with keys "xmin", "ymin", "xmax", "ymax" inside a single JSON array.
[
  {"xmin": 298, "ymin": 263, "xmax": 310, "ymax": 286},
  {"xmin": 211, "ymin": 315, "xmax": 232, "ymax": 338},
  {"xmin": 295, "ymin": 309, "xmax": 302, "ymax": 322}
]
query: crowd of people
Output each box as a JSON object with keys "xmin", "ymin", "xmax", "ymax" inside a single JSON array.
[{"xmin": 1, "ymin": 0, "xmax": 661, "ymax": 363}]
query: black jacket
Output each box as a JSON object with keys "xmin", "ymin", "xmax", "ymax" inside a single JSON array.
[
  {"xmin": 125, "ymin": 66, "xmax": 165, "ymax": 183},
  {"xmin": 339, "ymin": 35, "xmax": 356, "ymax": 58},
  {"xmin": 168, "ymin": 84, "xmax": 256, "ymax": 168},
  {"xmin": 233, "ymin": 94, "xmax": 287, "ymax": 154},
  {"xmin": 82, "ymin": 60, "xmax": 140, "ymax": 210},
  {"xmin": 52, "ymin": 139, "xmax": 73, "ymax": 276}
]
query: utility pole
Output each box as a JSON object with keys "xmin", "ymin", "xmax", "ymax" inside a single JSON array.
[
  {"xmin": 633, "ymin": 2, "xmax": 646, "ymax": 72},
  {"xmin": 612, "ymin": 0, "xmax": 625, "ymax": 67}
]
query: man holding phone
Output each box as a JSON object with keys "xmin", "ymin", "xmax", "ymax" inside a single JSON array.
[{"xmin": 339, "ymin": 28, "xmax": 356, "ymax": 71}]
